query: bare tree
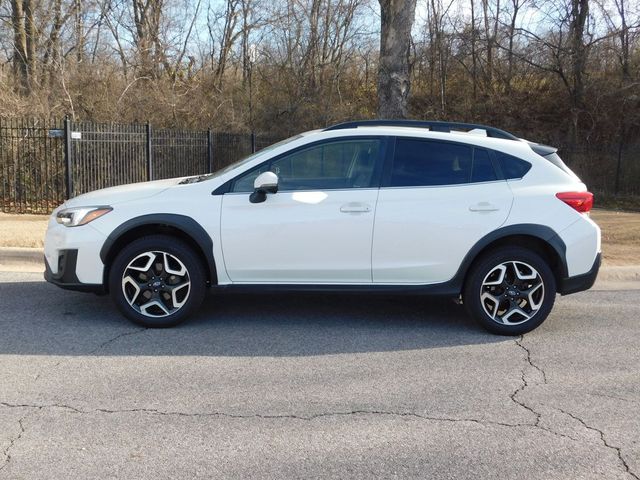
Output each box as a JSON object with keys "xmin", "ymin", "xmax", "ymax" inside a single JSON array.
[
  {"xmin": 377, "ymin": 0, "xmax": 417, "ymax": 118},
  {"xmin": 11, "ymin": 0, "xmax": 38, "ymax": 93}
]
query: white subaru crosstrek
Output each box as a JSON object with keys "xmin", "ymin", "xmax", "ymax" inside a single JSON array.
[{"xmin": 44, "ymin": 120, "xmax": 601, "ymax": 335}]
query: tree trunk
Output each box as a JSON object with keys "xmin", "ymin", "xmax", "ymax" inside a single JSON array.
[
  {"xmin": 568, "ymin": 0, "xmax": 589, "ymax": 145},
  {"xmin": 377, "ymin": 0, "xmax": 417, "ymax": 119},
  {"xmin": 11, "ymin": 0, "xmax": 30, "ymax": 93},
  {"xmin": 470, "ymin": 0, "xmax": 477, "ymax": 100}
]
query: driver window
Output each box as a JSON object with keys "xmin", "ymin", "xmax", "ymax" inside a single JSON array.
[{"xmin": 231, "ymin": 139, "xmax": 381, "ymax": 193}]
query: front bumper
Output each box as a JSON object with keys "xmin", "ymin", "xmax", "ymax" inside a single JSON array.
[
  {"xmin": 44, "ymin": 249, "xmax": 105, "ymax": 293},
  {"xmin": 558, "ymin": 252, "xmax": 601, "ymax": 295}
]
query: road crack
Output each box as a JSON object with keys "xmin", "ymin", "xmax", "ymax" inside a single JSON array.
[
  {"xmin": 0, "ymin": 399, "xmax": 575, "ymax": 439},
  {"xmin": 557, "ymin": 408, "xmax": 639, "ymax": 480},
  {"xmin": 509, "ymin": 336, "xmax": 580, "ymax": 441},
  {"xmin": 86, "ymin": 327, "xmax": 148, "ymax": 355},
  {"xmin": 0, "ymin": 409, "xmax": 35, "ymax": 473},
  {"xmin": 515, "ymin": 335, "xmax": 547, "ymax": 384},
  {"xmin": 510, "ymin": 335, "xmax": 546, "ymax": 426}
]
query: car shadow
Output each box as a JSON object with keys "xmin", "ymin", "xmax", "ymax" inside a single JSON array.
[{"xmin": 0, "ymin": 280, "xmax": 508, "ymax": 357}]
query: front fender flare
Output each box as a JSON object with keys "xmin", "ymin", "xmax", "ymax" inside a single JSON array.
[{"xmin": 99, "ymin": 213, "xmax": 217, "ymax": 284}]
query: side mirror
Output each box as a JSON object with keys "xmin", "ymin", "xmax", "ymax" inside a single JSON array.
[{"xmin": 250, "ymin": 171, "xmax": 279, "ymax": 204}]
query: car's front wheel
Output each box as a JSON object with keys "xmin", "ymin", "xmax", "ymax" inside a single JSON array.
[
  {"xmin": 463, "ymin": 247, "xmax": 556, "ymax": 335},
  {"xmin": 108, "ymin": 235, "xmax": 206, "ymax": 327}
]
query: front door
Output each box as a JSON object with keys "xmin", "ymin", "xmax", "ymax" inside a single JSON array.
[{"xmin": 220, "ymin": 137, "xmax": 385, "ymax": 283}]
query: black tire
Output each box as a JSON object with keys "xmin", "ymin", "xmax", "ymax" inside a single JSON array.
[
  {"xmin": 108, "ymin": 235, "xmax": 207, "ymax": 328},
  {"xmin": 463, "ymin": 247, "xmax": 556, "ymax": 335}
]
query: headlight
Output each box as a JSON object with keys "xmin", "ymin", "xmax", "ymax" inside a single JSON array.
[{"xmin": 56, "ymin": 206, "xmax": 112, "ymax": 227}]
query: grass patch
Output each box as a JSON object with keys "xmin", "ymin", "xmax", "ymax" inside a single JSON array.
[{"xmin": 591, "ymin": 209, "xmax": 640, "ymax": 265}]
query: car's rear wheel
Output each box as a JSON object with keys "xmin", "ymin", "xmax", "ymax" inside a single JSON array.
[
  {"xmin": 108, "ymin": 235, "xmax": 206, "ymax": 327},
  {"xmin": 463, "ymin": 247, "xmax": 556, "ymax": 335}
]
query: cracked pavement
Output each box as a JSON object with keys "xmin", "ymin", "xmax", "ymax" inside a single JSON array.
[{"xmin": 0, "ymin": 271, "xmax": 638, "ymax": 479}]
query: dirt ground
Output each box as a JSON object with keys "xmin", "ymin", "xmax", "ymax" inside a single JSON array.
[
  {"xmin": 590, "ymin": 209, "xmax": 640, "ymax": 265},
  {"xmin": 0, "ymin": 212, "xmax": 48, "ymax": 248},
  {"xmin": 0, "ymin": 209, "xmax": 638, "ymax": 265}
]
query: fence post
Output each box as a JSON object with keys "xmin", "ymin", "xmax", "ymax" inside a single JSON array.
[
  {"xmin": 251, "ymin": 131, "xmax": 256, "ymax": 153},
  {"xmin": 207, "ymin": 129, "xmax": 213, "ymax": 173},
  {"xmin": 614, "ymin": 139, "xmax": 624, "ymax": 195},
  {"xmin": 146, "ymin": 122, "xmax": 153, "ymax": 181},
  {"xmin": 63, "ymin": 116, "xmax": 73, "ymax": 199}
]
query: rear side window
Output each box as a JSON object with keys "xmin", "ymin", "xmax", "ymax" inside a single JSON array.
[
  {"xmin": 495, "ymin": 151, "xmax": 531, "ymax": 179},
  {"xmin": 471, "ymin": 149, "xmax": 497, "ymax": 183},
  {"xmin": 390, "ymin": 139, "xmax": 472, "ymax": 187}
]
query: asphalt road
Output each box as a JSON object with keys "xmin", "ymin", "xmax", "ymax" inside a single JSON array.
[{"xmin": 0, "ymin": 271, "xmax": 638, "ymax": 479}]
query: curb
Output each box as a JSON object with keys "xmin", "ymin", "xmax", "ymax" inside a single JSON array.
[
  {"xmin": 0, "ymin": 247, "xmax": 638, "ymax": 285},
  {"xmin": 595, "ymin": 266, "xmax": 640, "ymax": 283},
  {"xmin": 0, "ymin": 247, "xmax": 44, "ymax": 267}
]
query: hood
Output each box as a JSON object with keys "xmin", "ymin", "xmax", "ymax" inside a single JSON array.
[{"xmin": 64, "ymin": 177, "xmax": 187, "ymax": 208}]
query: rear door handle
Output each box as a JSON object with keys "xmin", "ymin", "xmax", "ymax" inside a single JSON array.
[
  {"xmin": 469, "ymin": 202, "xmax": 500, "ymax": 212},
  {"xmin": 340, "ymin": 202, "xmax": 371, "ymax": 214}
]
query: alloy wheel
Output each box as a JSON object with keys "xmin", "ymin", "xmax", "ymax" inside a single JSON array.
[
  {"xmin": 121, "ymin": 251, "xmax": 191, "ymax": 318},
  {"xmin": 479, "ymin": 261, "xmax": 545, "ymax": 325}
]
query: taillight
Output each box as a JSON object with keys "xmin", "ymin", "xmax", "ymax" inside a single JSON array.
[{"xmin": 556, "ymin": 191, "xmax": 594, "ymax": 213}]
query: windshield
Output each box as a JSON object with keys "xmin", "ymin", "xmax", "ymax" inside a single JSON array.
[{"xmin": 179, "ymin": 134, "xmax": 303, "ymax": 184}]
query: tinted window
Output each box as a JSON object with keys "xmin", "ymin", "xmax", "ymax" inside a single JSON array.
[
  {"xmin": 471, "ymin": 149, "xmax": 498, "ymax": 183},
  {"xmin": 495, "ymin": 151, "xmax": 531, "ymax": 179},
  {"xmin": 390, "ymin": 139, "xmax": 472, "ymax": 187},
  {"xmin": 232, "ymin": 139, "xmax": 381, "ymax": 192}
]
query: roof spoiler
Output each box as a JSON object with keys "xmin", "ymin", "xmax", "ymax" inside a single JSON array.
[{"xmin": 528, "ymin": 143, "xmax": 558, "ymax": 157}]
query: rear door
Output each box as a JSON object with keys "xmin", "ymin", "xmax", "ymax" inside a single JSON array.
[
  {"xmin": 220, "ymin": 137, "xmax": 385, "ymax": 283},
  {"xmin": 372, "ymin": 137, "xmax": 513, "ymax": 284}
]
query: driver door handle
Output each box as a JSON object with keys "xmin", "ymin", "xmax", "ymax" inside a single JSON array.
[
  {"xmin": 340, "ymin": 202, "xmax": 371, "ymax": 214},
  {"xmin": 469, "ymin": 202, "xmax": 500, "ymax": 212}
]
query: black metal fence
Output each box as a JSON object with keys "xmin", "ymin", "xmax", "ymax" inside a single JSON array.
[
  {"xmin": 1, "ymin": 117, "xmax": 638, "ymax": 214},
  {"xmin": 0, "ymin": 117, "xmax": 278, "ymax": 214},
  {"xmin": 0, "ymin": 118, "xmax": 67, "ymax": 214}
]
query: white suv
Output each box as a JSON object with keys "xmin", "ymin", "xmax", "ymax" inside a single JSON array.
[{"xmin": 44, "ymin": 120, "xmax": 601, "ymax": 335}]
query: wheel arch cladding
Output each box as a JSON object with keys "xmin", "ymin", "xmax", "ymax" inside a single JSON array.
[
  {"xmin": 100, "ymin": 214, "xmax": 217, "ymax": 289},
  {"xmin": 454, "ymin": 224, "xmax": 567, "ymax": 292}
]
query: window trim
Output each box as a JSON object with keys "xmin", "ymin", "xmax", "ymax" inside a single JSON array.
[{"xmin": 218, "ymin": 136, "xmax": 389, "ymax": 194}]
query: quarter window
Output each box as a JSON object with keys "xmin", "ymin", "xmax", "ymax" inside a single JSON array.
[
  {"xmin": 495, "ymin": 151, "xmax": 531, "ymax": 179},
  {"xmin": 390, "ymin": 139, "xmax": 472, "ymax": 187}
]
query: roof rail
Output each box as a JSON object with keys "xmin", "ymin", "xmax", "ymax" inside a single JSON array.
[{"xmin": 324, "ymin": 120, "xmax": 519, "ymax": 141}]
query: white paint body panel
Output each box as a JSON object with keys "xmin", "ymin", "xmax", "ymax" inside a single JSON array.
[
  {"xmin": 221, "ymin": 189, "xmax": 378, "ymax": 282},
  {"xmin": 44, "ymin": 215, "xmax": 106, "ymax": 284},
  {"xmin": 372, "ymin": 181, "xmax": 513, "ymax": 283}
]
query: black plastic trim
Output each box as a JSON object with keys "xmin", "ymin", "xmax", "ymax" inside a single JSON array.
[
  {"xmin": 558, "ymin": 253, "xmax": 601, "ymax": 295},
  {"xmin": 44, "ymin": 250, "xmax": 105, "ymax": 293},
  {"xmin": 210, "ymin": 283, "xmax": 460, "ymax": 296},
  {"xmin": 99, "ymin": 214, "xmax": 217, "ymax": 284},
  {"xmin": 445, "ymin": 224, "xmax": 568, "ymax": 293}
]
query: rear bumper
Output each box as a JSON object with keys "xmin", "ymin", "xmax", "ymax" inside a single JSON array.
[
  {"xmin": 44, "ymin": 249, "xmax": 105, "ymax": 294},
  {"xmin": 558, "ymin": 252, "xmax": 601, "ymax": 295}
]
